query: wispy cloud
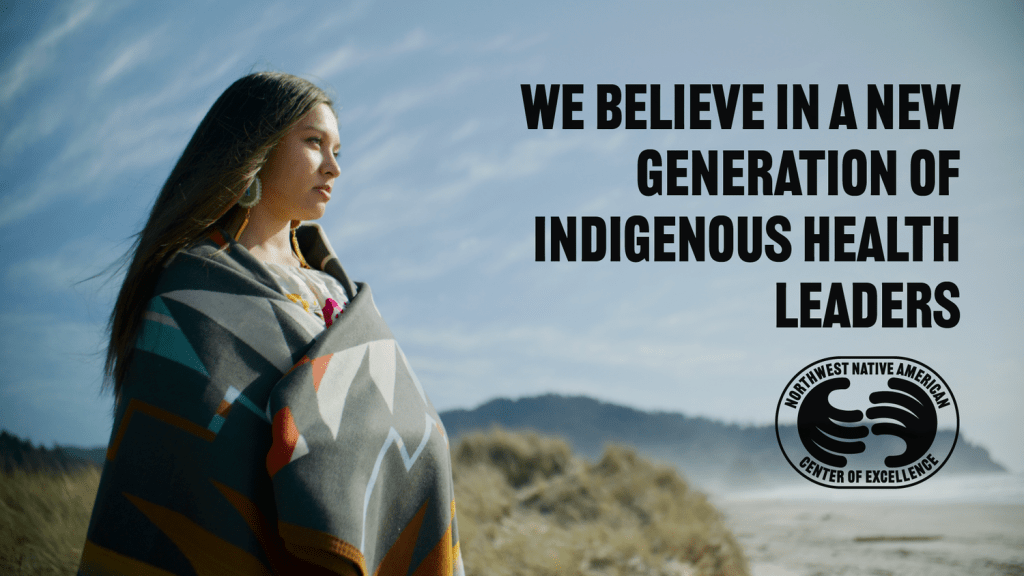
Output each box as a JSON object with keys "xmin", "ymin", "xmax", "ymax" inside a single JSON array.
[
  {"xmin": 436, "ymin": 130, "xmax": 627, "ymax": 200},
  {"xmin": 329, "ymin": 129, "xmax": 626, "ymax": 254},
  {"xmin": 0, "ymin": 1, "xmax": 99, "ymax": 104},
  {"xmin": 338, "ymin": 131, "xmax": 425, "ymax": 189},
  {"xmin": 0, "ymin": 98, "xmax": 68, "ymax": 160},
  {"xmin": 94, "ymin": 26, "xmax": 167, "ymax": 87},
  {"xmin": 312, "ymin": 28, "xmax": 431, "ymax": 78},
  {"xmin": 377, "ymin": 234, "xmax": 496, "ymax": 283},
  {"xmin": 4, "ymin": 235, "xmax": 126, "ymax": 301},
  {"xmin": 0, "ymin": 102, "xmax": 200, "ymax": 228},
  {"xmin": 366, "ymin": 66, "xmax": 479, "ymax": 122},
  {"xmin": 478, "ymin": 32, "xmax": 547, "ymax": 54},
  {"xmin": 0, "ymin": 40, "xmax": 248, "ymax": 228}
]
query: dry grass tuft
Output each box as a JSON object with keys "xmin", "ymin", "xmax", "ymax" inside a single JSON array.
[
  {"xmin": 454, "ymin": 428, "xmax": 749, "ymax": 576},
  {"xmin": 0, "ymin": 467, "xmax": 100, "ymax": 576},
  {"xmin": 455, "ymin": 427, "xmax": 573, "ymax": 488}
]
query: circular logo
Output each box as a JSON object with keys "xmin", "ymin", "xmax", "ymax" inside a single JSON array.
[{"xmin": 776, "ymin": 356, "xmax": 959, "ymax": 489}]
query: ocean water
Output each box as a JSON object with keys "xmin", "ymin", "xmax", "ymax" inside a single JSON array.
[{"xmin": 717, "ymin": 472, "xmax": 1024, "ymax": 504}]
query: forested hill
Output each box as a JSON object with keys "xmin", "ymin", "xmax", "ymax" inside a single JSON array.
[
  {"xmin": 439, "ymin": 394, "xmax": 1006, "ymax": 488},
  {"xmin": 0, "ymin": 431, "xmax": 103, "ymax": 474}
]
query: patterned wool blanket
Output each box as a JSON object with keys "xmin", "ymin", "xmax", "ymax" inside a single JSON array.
[{"xmin": 80, "ymin": 225, "xmax": 463, "ymax": 576}]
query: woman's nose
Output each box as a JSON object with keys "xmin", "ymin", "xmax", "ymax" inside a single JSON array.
[{"xmin": 323, "ymin": 153, "xmax": 340, "ymax": 177}]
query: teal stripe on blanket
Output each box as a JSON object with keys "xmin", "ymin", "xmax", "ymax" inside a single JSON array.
[{"xmin": 136, "ymin": 317, "xmax": 209, "ymax": 377}]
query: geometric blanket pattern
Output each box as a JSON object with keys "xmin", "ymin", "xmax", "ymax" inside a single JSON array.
[{"xmin": 79, "ymin": 224, "xmax": 463, "ymax": 576}]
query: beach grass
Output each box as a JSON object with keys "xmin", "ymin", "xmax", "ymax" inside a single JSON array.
[
  {"xmin": 0, "ymin": 429, "xmax": 747, "ymax": 576},
  {"xmin": 0, "ymin": 467, "xmax": 101, "ymax": 575}
]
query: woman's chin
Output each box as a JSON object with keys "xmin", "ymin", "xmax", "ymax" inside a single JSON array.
[{"xmin": 298, "ymin": 204, "xmax": 328, "ymax": 222}]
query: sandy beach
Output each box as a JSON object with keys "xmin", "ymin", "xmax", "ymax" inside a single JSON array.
[{"xmin": 716, "ymin": 496, "xmax": 1024, "ymax": 576}]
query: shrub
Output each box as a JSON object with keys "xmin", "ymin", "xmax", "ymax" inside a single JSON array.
[{"xmin": 453, "ymin": 428, "xmax": 749, "ymax": 576}]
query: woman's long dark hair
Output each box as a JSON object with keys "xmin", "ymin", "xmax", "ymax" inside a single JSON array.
[{"xmin": 106, "ymin": 72, "xmax": 334, "ymax": 401}]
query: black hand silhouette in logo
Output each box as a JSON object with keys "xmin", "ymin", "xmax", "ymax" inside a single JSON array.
[
  {"xmin": 866, "ymin": 377, "xmax": 937, "ymax": 468},
  {"xmin": 797, "ymin": 377, "xmax": 868, "ymax": 468}
]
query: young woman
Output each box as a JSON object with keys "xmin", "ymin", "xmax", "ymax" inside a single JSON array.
[{"xmin": 80, "ymin": 72, "xmax": 463, "ymax": 576}]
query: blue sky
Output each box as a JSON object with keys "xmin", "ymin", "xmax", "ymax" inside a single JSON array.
[{"xmin": 1, "ymin": 1, "xmax": 1022, "ymax": 473}]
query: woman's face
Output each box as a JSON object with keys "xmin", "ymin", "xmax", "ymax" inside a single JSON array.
[{"xmin": 257, "ymin": 103, "xmax": 341, "ymax": 223}]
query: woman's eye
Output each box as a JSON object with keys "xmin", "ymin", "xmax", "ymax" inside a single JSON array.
[{"xmin": 307, "ymin": 137, "xmax": 322, "ymax": 145}]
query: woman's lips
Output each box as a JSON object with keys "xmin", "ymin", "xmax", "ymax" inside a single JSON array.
[{"xmin": 314, "ymin": 185, "xmax": 331, "ymax": 199}]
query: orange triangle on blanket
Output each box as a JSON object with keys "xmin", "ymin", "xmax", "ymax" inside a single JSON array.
[
  {"xmin": 266, "ymin": 407, "xmax": 299, "ymax": 477},
  {"xmin": 123, "ymin": 493, "xmax": 271, "ymax": 576},
  {"xmin": 373, "ymin": 499, "xmax": 458, "ymax": 576},
  {"xmin": 311, "ymin": 354, "xmax": 333, "ymax": 392}
]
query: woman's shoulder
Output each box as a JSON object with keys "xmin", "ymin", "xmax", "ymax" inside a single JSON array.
[{"xmin": 153, "ymin": 229, "xmax": 278, "ymax": 297}]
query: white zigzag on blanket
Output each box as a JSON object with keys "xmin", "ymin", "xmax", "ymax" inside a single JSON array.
[{"xmin": 360, "ymin": 414, "xmax": 437, "ymax": 552}]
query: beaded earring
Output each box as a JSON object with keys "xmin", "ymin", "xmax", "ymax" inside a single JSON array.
[{"xmin": 238, "ymin": 176, "xmax": 262, "ymax": 208}]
